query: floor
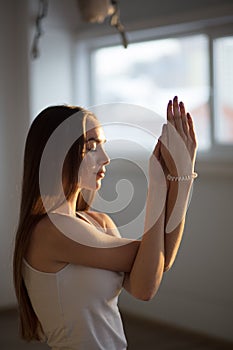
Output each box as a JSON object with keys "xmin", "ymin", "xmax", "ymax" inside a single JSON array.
[{"xmin": 0, "ymin": 309, "xmax": 232, "ymax": 350}]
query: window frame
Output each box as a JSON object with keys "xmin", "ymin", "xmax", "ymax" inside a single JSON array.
[
  {"xmin": 74, "ymin": 18, "xmax": 233, "ymax": 164},
  {"xmin": 207, "ymin": 24, "xmax": 233, "ymax": 161}
]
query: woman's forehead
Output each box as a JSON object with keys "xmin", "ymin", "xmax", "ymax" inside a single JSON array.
[
  {"xmin": 86, "ymin": 124, "xmax": 105, "ymax": 141},
  {"xmin": 85, "ymin": 118, "xmax": 105, "ymax": 141}
]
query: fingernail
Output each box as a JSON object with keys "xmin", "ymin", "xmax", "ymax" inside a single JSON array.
[{"xmin": 174, "ymin": 96, "xmax": 178, "ymax": 101}]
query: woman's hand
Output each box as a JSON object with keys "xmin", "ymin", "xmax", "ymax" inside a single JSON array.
[
  {"xmin": 149, "ymin": 138, "xmax": 168, "ymax": 187},
  {"xmin": 159, "ymin": 96, "xmax": 198, "ymax": 176}
]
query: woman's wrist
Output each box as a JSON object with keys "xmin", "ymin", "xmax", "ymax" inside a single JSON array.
[{"xmin": 167, "ymin": 172, "xmax": 198, "ymax": 182}]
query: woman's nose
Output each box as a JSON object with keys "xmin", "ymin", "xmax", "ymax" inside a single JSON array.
[{"xmin": 99, "ymin": 147, "xmax": 110, "ymax": 166}]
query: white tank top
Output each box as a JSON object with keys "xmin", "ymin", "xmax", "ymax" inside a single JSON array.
[{"xmin": 22, "ymin": 211, "xmax": 127, "ymax": 350}]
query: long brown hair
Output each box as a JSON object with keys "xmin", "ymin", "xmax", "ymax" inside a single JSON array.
[{"xmin": 13, "ymin": 105, "xmax": 96, "ymax": 341}]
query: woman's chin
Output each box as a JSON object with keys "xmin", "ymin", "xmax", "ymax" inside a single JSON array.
[
  {"xmin": 95, "ymin": 179, "xmax": 102, "ymax": 190},
  {"xmin": 81, "ymin": 179, "xmax": 102, "ymax": 191}
]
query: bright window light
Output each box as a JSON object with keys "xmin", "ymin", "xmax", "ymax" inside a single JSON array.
[
  {"xmin": 214, "ymin": 36, "xmax": 233, "ymax": 144},
  {"xmin": 91, "ymin": 35, "xmax": 210, "ymax": 150}
]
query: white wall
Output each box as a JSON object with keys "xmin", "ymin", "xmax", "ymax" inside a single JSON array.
[
  {"xmin": 0, "ymin": 0, "xmax": 76, "ymax": 306},
  {"xmin": 0, "ymin": 0, "xmax": 30, "ymax": 307},
  {"xmin": 28, "ymin": 0, "xmax": 77, "ymax": 118},
  {"xmin": 0, "ymin": 0, "xmax": 233, "ymax": 344}
]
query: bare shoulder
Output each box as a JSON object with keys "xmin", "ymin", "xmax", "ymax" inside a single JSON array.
[
  {"xmin": 28, "ymin": 214, "xmax": 80, "ymax": 251},
  {"xmin": 25, "ymin": 215, "xmax": 66, "ymax": 272},
  {"xmin": 30, "ymin": 215, "xmax": 53, "ymax": 243},
  {"xmin": 27, "ymin": 215, "xmax": 64, "ymax": 254}
]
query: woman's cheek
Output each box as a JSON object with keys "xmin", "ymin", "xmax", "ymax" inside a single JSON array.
[
  {"xmin": 85, "ymin": 153, "xmax": 97, "ymax": 171},
  {"xmin": 78, "ymin": 153, "xmax": 98, "ymax": 188}
]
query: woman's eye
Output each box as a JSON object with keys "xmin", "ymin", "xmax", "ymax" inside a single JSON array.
[{"xmin": 87, "ymin": 141, "xmax": 97, "ymax": 152}]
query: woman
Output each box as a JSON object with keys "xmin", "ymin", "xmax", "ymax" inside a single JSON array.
[{"xmin": 13, "ymin": 96, "xmax": 197, "ymax": 349}]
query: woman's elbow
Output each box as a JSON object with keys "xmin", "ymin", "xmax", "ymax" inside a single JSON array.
[
  {"xmin": 134, "ymin": 290, "xmax": 158, "ymax": 301},
  {"xmin": 129, "ymin": 284, "xmax": 161, "ymax": 301},
  {"xmin": 163, "ymin": 264, "xmax": 171, "ymax": 272},
  {"xmin": 164, "ymin": 260, "xmax": 174, "ymax": 272},
  {"xmin": 138, "ymin": 293, "xmax": 155, "ymax": 302}
]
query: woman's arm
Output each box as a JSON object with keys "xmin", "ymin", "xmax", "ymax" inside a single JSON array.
[
  {"xmin": 122, "ymin": 141, "xmax": 167, "ymax": 301},
  {"xmin": 123, "ymin": 97, "xmax": 198, "ymax": 299},
  {"xmin": 31, "ymin": 213, "xmax": 140, "ymax": 273},
  {"xmin": 163, "ymin": 180, "xmax": 193, "ymax": 271},
  {"xmin": 161, "ymin": 97, "xmax": 198, "ymax": 271}
]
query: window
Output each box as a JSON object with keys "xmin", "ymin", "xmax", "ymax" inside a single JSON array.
[
  {"xmin": 76, "ymin": 21, "xmax": 233, "ymax": 158},
  {"xmin": 214, "ymin": 36, "xmax": 233, "ymax": 144},
  {"xmin": 91, "ymin": 35, "xmax": 210, "ymax": 150}
]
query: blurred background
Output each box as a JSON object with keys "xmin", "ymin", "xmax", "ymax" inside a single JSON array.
[{"xmin": 0, "ymin": 0, "xmax": 233, "ymax": 348}]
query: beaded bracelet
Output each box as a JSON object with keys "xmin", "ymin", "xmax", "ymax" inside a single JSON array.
[{"xmin": 167, "ymin": 172, "xmax": 198, "ymax": 181}]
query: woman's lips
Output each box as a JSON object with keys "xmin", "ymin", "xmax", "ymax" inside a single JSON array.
[{"xmin": 96, "ymin": 171, "xmax": 105, "ymax": 178}]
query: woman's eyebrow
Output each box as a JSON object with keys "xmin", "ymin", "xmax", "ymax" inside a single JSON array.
[{"xmin": 86, "ymin": 137, "xmax": 107, "ymax": 144}]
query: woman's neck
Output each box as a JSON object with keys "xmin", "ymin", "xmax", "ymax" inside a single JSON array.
[{"xmin": 54, "ymin": 191, "xmax": 80, "ymax": 216}]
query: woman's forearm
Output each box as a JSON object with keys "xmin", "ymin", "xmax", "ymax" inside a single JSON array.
[
  {"xmin": 163, "ymin": 179, "xmax": 194, "ymax": 271},
  {"xmin": 123, "ymin": 180, "xmax": 167, "ymax": 301},
  {"xmin": 123, "ymin": 178, "xmax": 193, "ymax": 299}
]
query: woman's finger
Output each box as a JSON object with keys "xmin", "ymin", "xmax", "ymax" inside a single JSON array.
[
  {"xmin": 173, "ymin": 96, "xmax": 184, "ymax": 136},
  {"xmin": 180, "ymin": 102, "xmax": 189, "ymax": 136},
  {"xmin": 167, "ymin": 100, "xmax": 175, "ymax": 126},
  {"xmin": 187, "ymin": 113, "xmax": 197, "ymax": 145}
]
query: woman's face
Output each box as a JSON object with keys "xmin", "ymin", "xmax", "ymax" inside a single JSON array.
[{"xmin": 78, "ymin": 117, "xmax": 110, "ymax": 190}]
